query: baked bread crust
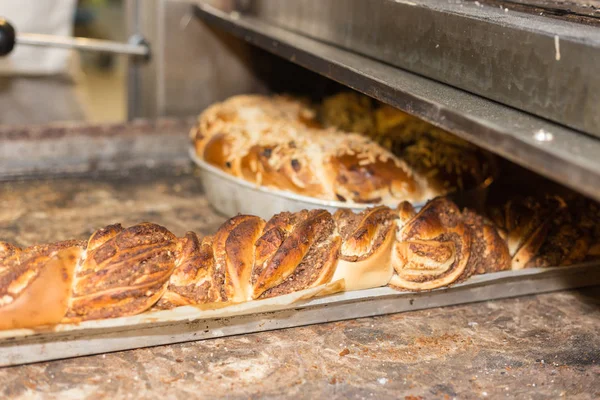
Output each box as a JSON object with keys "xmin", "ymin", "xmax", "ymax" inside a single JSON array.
[
  {"xmin": 1, "ymin": 195, "xmax": 596, "ymax": 330},
  {"xmin": 0, "ymin": 242, "xmax": 83, "ymax": 330},
  {"xmin": 489, "ymin": 195, "xmax": 594, "ymax": 269},
  {"xmin": 390, "ymin": 198, "xmax": 473, "ymax": 291},
  {"xmin": 65, "ymin": 223, "xmax": 178, "ymax": 322},
  {"xmin": 462, "ymin": 209, "xmax": 511, "ymax": 275},
  {"xmin": 155, "ymin": 233, "xmax": 222, "ymax": 308},
  {"xmin": 332, "ymin": 206, "xmax": 397, "ymax": 291},
  {"xmin": 191, "ymin": 94, "xmax": 439, "ymax": 205}
]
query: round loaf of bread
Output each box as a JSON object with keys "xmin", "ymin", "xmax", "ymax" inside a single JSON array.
[{"xmin": 191, "ymin": 94, "xmax": 439, "ymax": 206}]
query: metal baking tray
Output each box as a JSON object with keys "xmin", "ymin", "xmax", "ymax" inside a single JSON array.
[
  {"xmin": 191, "ymin": 148, "xmax": 493, "ymax": 219},
  {"xmin": 1, "ymin": 263, "xmax": 599, "ymax": 367}
]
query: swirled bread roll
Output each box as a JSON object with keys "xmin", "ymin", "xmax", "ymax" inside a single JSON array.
[
  {"xmin": 212, "ymin": 215, "xmax": 266, "ymax": 302},
  {"xmin": 488, "ymin": 196, "xmax": 562, "ymax": 269},
  {"xmin": 158, "ymin": 210, "xmax": 342, "ymax": 307},
  {"xmin": 154, "ymin": 233, "xmax": 222, "ymax": 309},
  {"xmin": 462, "ymin": 209, "xmax": 511, "ymax": 275},
  {"xmin": 389, "ymin": 198, "xmax": 474, "ymax": 291},
  {"xmin": 252, "ymin": 209, "xmax": 340, "ymax": 299},
  {"xmin": 191, "ymin": 94, "xmax": 440, "ymax": 205},
  {"xmin": 332, "ymin": 206, "xmax": 397, "ymax": 290},
  {"xmin": 5, "ymin": 195, "xmax": 593, "ymax": 330}
]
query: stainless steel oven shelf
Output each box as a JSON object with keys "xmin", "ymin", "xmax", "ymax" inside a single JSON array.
[
  {"xmin": 194, "ymin": 2, "xmax": 600, "ymax": 203},
  {"xmin": 247, "ymin": 0, "xmax": 600, "ymax": 138}
]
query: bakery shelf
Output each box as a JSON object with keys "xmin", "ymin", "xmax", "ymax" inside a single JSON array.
[{"xmin": 194, "ymin": 2, "xmax": 600, "ymax": 203}]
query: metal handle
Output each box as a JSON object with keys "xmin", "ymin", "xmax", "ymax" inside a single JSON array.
[
  {"xmin": 0, "ymin": 17, "xmax": 150, "ymax": 60},
  {"xmin": 0, "ymin": 18, "xmax": 15, "ymax": 56}
]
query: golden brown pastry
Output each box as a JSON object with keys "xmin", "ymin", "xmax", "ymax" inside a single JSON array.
[
  {"xmin": 212, "ymin": 215, "xmax": 266, "ymax": 302},
  {"xmin": 0, "ymin": 241, "xmax": 84, "ymax": 330},
  {"xmin": 2, "ymin": 205, "xmax": 401, "ymax": 330},
  {"xmin": 159, "ymin": 209, "xmax": 343, "ymax": 307},
  {"xmin": 238, "ymin": 142, "xmax": 330, "ymax": 199},
  {"xmin": 389, "ymin": 198, "xmax": 474, "ymax": 291},
  {"xmin": 4, "ymin": 195, "xmax": 591, "ymax": 331},
  {"xmin": 332, "ymin": 206, "xmax": 397, "ymax": 291},
  {"xmin": 319, "ymin": 92, "xmax": 493, "ymax": 193},
  {"xmin": 321, "ymin": 134, "xmax": 430, "ymax": 203},
  {"xmin": 252, "ymin": 209, "xmax": 341, "ymax": 299},
  {"xmin": 487, "ymin": 195, "xmax": 587, "ymax": 270},
  {"xmin": 462, "ymin": 209, "xmax": 511, "ymax": 274},
  {"xmin": 64, "ymin": 223, "xmax": 179, "ymax": 322},
  {"xmin": 191, "ymin": 94, "xmax": 440, "ymax": 205},
  {"xmin": 154, "ymin": 233, "xmax": 222, "ymax": 309},
  {"xmin": 191, "ymin": 94, "xmax": 318, "ymax": 162}
]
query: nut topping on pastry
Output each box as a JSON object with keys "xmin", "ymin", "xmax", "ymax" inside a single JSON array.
[
  {"xmin": 390, "ymin": 198, "xmax": 473, "ymax": 291},
  {"xmin": 191, "ymin": 94, "xmax": 440, "ymax": 205},
  {"xmin": 65, "ymin": 223, "xmax": 178, "ymax": 322}
]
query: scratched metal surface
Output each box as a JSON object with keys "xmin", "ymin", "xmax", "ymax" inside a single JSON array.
[
  {"xmin": 477, "ymin": 0, "xmax": 600, "ymax": 24},
  {"xmin": 0, "ymin": 169, "xmax": 599, "ymax": 399},
  {"xmin": 243, "ymin": 0, "xmax": 600, "ymax": 136}
]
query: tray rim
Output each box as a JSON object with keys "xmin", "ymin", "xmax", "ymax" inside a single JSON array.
[
  {"xmin": 189, "ymin": 146, "xmax": 495, "ymax": 212},
  {"xmin": 1, "ymin": 262, "xmax": 599, "ymax": 367},
  {"xmin": 1, "ymin": 262, "xmax": 597, "ymax": 341}
]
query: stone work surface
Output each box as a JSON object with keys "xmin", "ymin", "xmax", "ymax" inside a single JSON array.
[
  {"xmin": 0, "ymin": 170, "xmax": 598, "ymax": 399},
  {"xmin": 0, "ymin": 167, "xmax": 226, "ymax": 247}
]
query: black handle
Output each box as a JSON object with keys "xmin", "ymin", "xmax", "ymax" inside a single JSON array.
[{"xmin": 0, "ymin": 18, "xmax": 16, "ymax": 56}]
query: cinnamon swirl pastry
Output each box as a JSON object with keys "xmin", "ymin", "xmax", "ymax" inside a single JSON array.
[
  {"xmin": 389, "ymin": 198, "xmax": 474, "ymax": 291},
  {"xmin": 3, "ymin": 195, "xmax": 593, "ymax": 331},
  {"xmin": 332, "ymin": 206, "xmax": 397, "ymax": 290},
  {"xmin": 462, "ymin": 209, "xmax": 511, "ymax": 275},
  {"xmin": 155, "ymin": 233, "xmax": 222, "ymax": 309},
  {"xmin": 64, "ymin": 223, "xmax": 179, "ymax": 322},
  {"xmin": 251, "ymin": 209, "xmax": 341, "ymax": 299}
]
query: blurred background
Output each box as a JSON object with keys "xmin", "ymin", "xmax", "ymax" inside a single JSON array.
[
  {"xmin": 74, "ymin": 0, "xmax": 126, "ymax": 123},
  {"xmin": 0, "ymin": 0, "xmax": 126, "ymax": 125}
]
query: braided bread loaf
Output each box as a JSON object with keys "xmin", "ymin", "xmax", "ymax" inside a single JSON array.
[
  {"xmin": 0, "ymin": 205, "xmax": 401, "ymax": 330},
  {"xmin": 389, "ymin": 198, "xmax": 511, "ymax": 291},
  {"xmin": 2, "ymin": 196, "xmax": 595, "ymax": 331}
]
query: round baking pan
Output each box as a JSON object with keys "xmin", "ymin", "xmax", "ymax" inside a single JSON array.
[{"xmin": 190, "ymin": 147, "xmax": 494, "ymax": 219}]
